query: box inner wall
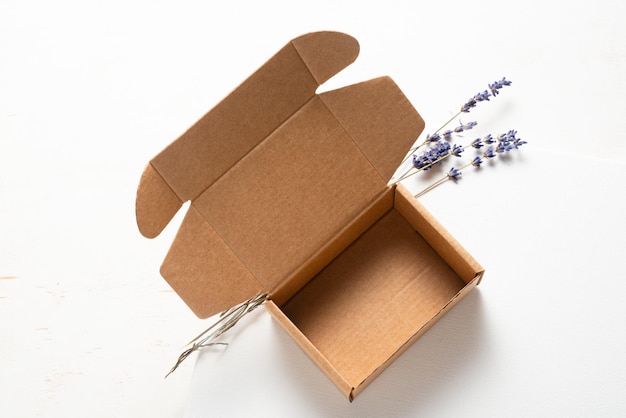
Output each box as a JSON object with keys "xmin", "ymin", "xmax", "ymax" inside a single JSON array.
[{"xmin": 281, "ymin": 208, "xmax": 465, "ymax": 386}]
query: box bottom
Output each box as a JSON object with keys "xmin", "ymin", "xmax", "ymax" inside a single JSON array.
[{"xmin": 280, "ymin": 207, "xmax": 466, "ymax": 393}]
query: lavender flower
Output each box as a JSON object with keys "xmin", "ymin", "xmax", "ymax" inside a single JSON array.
[
  {"xmin": 483, "ymin": 147, "xmax": 496, "ymax": 159},
  {"xmin": 412, "ymin": 141, "xmax": 451, "ymax": 170},
  {"xmin": 454, "ymin": 121, "xmax": 478, "ymax": 133},
  {"xmin": 471, "ymin": 156, "xmax": 483, "ymax": 167},
  {"xmin": 496, "ymin": 142, "xmax": 512, "ymax": 153},
  {"xmin": 426, "ymin": 133, "xmax": 441, "ymax": 142},
  {"xmin": 471, "ymin": 138, "xmax": 483, "ymax": 149},
  {"xmin": 414, "ymin": 128, "xmax": 525, "ymax": 198},
  {"xmin": 495, "ymin": 130, "xmax": 523, "ymax": 153},
  {"xmin": 513, "ymin": 137, "xmax": 527, "ymax": 149},
  {"xmin": 442, "ymin": 121, "xmax": 478, "ymax": 140},
  {"xmin": 475, "ymin": 90, "xmax": 490, "ymax": 102},
  {"xmin": 451, "ymin": 144, "xmax": 464, "ymax": 157},
  {"xmin": 461, "ymin": 77, "xmax": 512, "ymax": 113},
  {"xmin": 489, "ymin": 77, "xmax": 512, "ymax": 96},
  {"xmin": 398, "ymin": 77, "xmax": 512, "ymax": 169},
  {"xmin": 461, "ymin": 98, "xmax": 478, "ymax": 113},
  {"xmin": 447, "ymin": 167, "xmax": 462, "ymax": 180},
  {"xmin": 496, "ymin": 130, "xmax": 516, "ymax": 142},
  {"xmin": 483, "ymin": 133, "xmax": 495, "ymax": 144},
  {"xmin": 400, "ymin": 128, "xmax": 524, "ymax": 184}
]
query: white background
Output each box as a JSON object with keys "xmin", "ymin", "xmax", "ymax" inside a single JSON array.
[{"xmin": 1, "ymin": 1, "xmax": 625, "ymax": 417}]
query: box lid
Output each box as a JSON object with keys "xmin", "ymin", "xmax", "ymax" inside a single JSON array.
[{"xmin": 136, "ymin": 31, "xmax": 425, "ymax": 318}]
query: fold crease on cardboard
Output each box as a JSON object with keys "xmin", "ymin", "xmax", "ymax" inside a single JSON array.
[{"xmin": 136, "ymin": 31, "xmax": 484, "ymax": 400}]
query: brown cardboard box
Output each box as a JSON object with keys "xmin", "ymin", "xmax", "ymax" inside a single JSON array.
[{"xmin": 136, "ymin": 31, "xmax": 483, "ymax": 401}]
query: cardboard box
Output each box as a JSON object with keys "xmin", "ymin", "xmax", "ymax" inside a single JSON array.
[{"xmin": 135, "ymin": 31, "xmax": 484, "ymax": 401}]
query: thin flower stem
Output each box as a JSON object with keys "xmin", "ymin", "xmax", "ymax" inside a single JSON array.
[
  {"xmin": 414, "ymin": 160, "xmax": 474, "ymax": 198},
  {"xmin": 432, "ymin": 111, "xmax": 463, "ymax": 137},
  {"xmin": 414, "ymin": 176, "xmax": 450, "ymax": 198},
  {"xmin": 165, "ymin": 292, "xmax": 268, "ymax": 378}
]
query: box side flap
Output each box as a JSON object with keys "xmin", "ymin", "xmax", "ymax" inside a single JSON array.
[
  {"xmin": 160, "ymin": 205, "xmax": 264, "ymax": 319},
  {"xmin": 319, "ymin": 76, "xmax": 425, "ymax": 182},
  {"xmin": 265, "ymin": 301, "xmax": 355, "ymax": 400},
  {"xmin": 136, "ymin": 31, "xmax": 359, "ymax": 238},
  {"xmin": 352, "ymin": 275, "xmax": 481, "ymax": 399},
  {"xmin": 395, "ymin": 184, "xmax": 484, "ymax": 283}
]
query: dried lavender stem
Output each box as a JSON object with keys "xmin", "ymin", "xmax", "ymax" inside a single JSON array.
[
  {"xmin": 414, "ymin": 160, "xmax": 474, "ymax": 198},
  {"xmin": 165, "ymin": 292, "xmax": 268, "ymax": 378},
  {"xmin": 414, "ymin": 176, "xmax": 450, "ymax": 198}
]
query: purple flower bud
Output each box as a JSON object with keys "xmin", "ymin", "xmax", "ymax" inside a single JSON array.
[
  {"xmin": 471, "ymin": 138, "xmax": 483, "ymax": 149},
  {"xmin": 471, "ymin": 156, "xmax": 483, "ymax": 167},
  {"xmin": 513, "ymin": 136, "xmax": 527, "ymax": 149},
  {"xmin": 461, "ymin": 78, "xmax": 510, "ymax": 112},
  {"xmin": 426, "ymin": 133, "xmax": 441, "ymax": 142},
  {"xmin": 488, "ymin": 77, "xmax": 512, "ymax": 96},
  {"xmin": 412, "ymin": 141, "xmax": 452, "ymax": 171},
  {"xmin": 483, "ymin": 134, "xmax": 495, "ymax": 144},
  {"xmin": 436, "ymin": 141, "xmax": 451, "ymax": 156},
  {"xmin": 451, "ymin": 144, "xmax": 464, "ymax": 157},
  {"xmin": 412, "ymin": 154, "xmax": 429, "ymax": 170},
  {"xmin": 483, "ymin": 147, "xmax": 496, "ymax": 158},
  {"xmin": 475, "ymin": 90, "xmax": 491, "ymax": 102},
  {"xmin": 447, "ymin": 167, "xmax": 462, "ymax": 180},
  {"xmin": 461, "ymin": 98, "xmax": 477, "ymax": 113}
]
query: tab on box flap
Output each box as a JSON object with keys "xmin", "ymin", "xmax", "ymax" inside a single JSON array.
[{"xmin": 136, "ymin": 32, "xmax": 424, "ymax": 318}]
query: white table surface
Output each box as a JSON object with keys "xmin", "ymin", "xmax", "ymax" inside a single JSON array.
[{"xmin": 2, "ymin": 1, "xmax": 625, "ymax": 417}]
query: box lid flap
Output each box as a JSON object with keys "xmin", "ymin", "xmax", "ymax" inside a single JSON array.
[
  {"xmin": 136, "ymin": 31, "xmax": 359, "ymax": 239},
  {"xmin": 136, "ymin": 32, "xmax": 424, "ymax": 318}
]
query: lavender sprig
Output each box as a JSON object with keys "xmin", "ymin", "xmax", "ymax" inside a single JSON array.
[
  {"xmin": 165, "ymin": 292, "xmax": 268, "ymax": 378},
  {"xmin": 400, "ymin": 77, "xmax": 512, "ymax": 165},
  {"xmin": 461, "ymin": 77, "xmax": 511, "ymax": 112},
  {"xmin": 395, "ymin": 132, "xmax": 496, "ymax": 182},
  {"xmin": 414, "ymin": 130, "xmax": 525, "ymax": 198},
  {"xmin": 442, "ymin": 120, "xmax": 478, "ymax": 140}
]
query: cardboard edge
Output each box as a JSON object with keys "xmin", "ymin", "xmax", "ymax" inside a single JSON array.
[
  {"xmin": 351, "ymin": 275, "xmax": 481, "ymax": 399},
  {"xmin": 394, "ymin": 184, "xmax": 485, "ymax": 283},
  {"xmin": 265, "ymin": 300, "xmax": 355, "ymax": 400}
]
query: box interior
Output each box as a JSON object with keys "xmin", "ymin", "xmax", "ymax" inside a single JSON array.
[{"xmin": 280, "ymin": 197, "xmax": 468, "ymax": 389}]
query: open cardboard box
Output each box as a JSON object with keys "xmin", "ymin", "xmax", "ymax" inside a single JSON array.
[{"xmin": 136, "ymin": 31, "xmax": 484, "ymax": 401}]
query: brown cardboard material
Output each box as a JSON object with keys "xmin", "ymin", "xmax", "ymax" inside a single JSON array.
[{"xmin": 136, "ymin": 31, "xmax": 484, "ymax": 400}]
